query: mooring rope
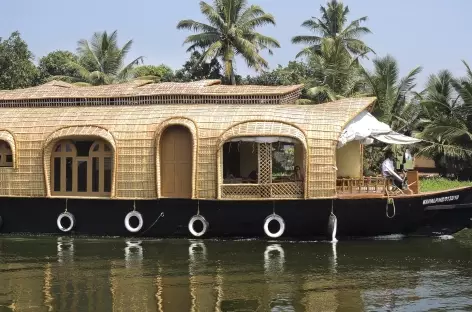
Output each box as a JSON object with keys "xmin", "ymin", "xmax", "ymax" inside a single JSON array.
[
  {"xmin": 386, "ymin": 196, "xmax": 396, "ymax": 219},
  {"xmin": 140, "ymin": 211, "xmax": 164, "ymax": 236}
]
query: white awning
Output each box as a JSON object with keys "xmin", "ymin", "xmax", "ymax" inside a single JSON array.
[
  {"xmin": 372, "ymin": 133, "xmax": 422, "ymax": 145},
  {"xmin": 338, "ymin": 111, "xmax": 422, "ymax": 148}
]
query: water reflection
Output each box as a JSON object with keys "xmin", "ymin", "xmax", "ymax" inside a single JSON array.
[
  {"xmin": 57, "ymin": 236, "xmax": 74, "ymax": 264},
  {"xmin": 330, "ymin": 242, "xmax": 338, "ymax": 274},
  {"xmin": 264, "ymin": 244, "xmax": 285, "ymax": 275},
  {"xmin": 124, "ymin": 239, "xmax": 143, "ymax": 268},
  {"xmin": 0, "ymin": 237, "xmax": 471, "ymax": 311}
]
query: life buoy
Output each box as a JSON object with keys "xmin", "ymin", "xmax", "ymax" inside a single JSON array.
[
  {"xmin": 263, "ymin": 214, "xmax": 285, "ymax": 238},
  {"xmin": 125, "ymin": 211, "xmax": 143, "ymax": 233},
  {"xmin": 188, "ymin": 215, "xmax": 208, "ymax": 237},
  {"xmin": 57, "ymin": 212, "xmax": 75, "ymax": 232}
]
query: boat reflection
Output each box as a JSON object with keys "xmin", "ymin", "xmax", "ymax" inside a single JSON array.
[
  {"xmin": 57, "ymin": 236, "xmax": 74, "ymax": 264},
  {"xmin": 264, "ymin": 243, "xmax": 285, "ymax": 275},
  {"xmin": 0, "ymin": 237, "xmax": 467, "ymax": 312},
  {"xmin": 124, "ymin": 239, "xmax": 143, "ymax": 268}
]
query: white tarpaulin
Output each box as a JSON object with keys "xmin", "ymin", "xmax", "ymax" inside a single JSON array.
[
  {"xmin": 337, "ymin": 111, "xmax": 422, "ymax": 148},
  {"xmin": 373, "ymin": 133, "xmax": 422, "ymax": 145}
]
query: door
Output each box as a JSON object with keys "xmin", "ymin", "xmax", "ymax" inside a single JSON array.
[{"xmin": 160, "ymin": 125, "xmax": 193, "ymax": 198}]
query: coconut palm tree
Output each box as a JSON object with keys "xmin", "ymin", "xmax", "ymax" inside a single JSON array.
[
  {"xmin": 416, "ymin": 68, "xmax": 472, "ymax": 166},
  {"xmin": 177, "ymin": 0, "xmax": 280, "ymax": 85},
  {"xmin": 306, "ymin": 38, "xmax": 367, "ymax": 103},
  {"xmin": 292, "ymin": 0, "xmax": 373, "ymax": 59},
  {"xmin": 362, "ymin": 55, "xmax": 422, "ymax": 134},
  {"xmin": 56, "ymin": 30, "xmax": 143, "ymax": 85}
]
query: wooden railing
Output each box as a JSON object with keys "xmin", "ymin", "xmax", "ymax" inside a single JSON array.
[{"xmin": 336, "ymin": 176, "xmax": 387, "ymax": 194}]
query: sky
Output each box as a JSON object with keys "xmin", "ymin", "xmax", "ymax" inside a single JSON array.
[{"xmin": 1, "ymin": 0, "xmax": 471, "ymax": 88}]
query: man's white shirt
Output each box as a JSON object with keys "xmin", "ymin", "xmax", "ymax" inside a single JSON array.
[{"xmin": 382, "ymin": 158, "xmax": 395, "ymax": 177}]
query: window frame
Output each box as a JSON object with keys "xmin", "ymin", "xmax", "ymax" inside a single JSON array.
[
  {"xmin": 219, "ymin": 137, "xmax": 305, "ymax": 199},
  {"xmin": 0, "ymin": 140, "xmax": 13, "ymax": 168},
  {"xmin": 51, "ymin": 139, "xmax": 113, "ymax": 197}
]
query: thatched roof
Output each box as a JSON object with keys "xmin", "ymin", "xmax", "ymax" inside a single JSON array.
[{"xmin": 0, "ymin": 79, "xmax": 303, "ymax": 106}]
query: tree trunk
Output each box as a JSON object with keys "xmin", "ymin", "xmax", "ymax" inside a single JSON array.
[{"xmin": 225, "ymin": 59, "xmax": 236, "ymax": 85}]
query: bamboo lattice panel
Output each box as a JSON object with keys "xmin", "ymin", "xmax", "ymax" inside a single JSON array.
[{"xmin": 221, "ymin": 182, "xmax": 303, "ymax": 200}]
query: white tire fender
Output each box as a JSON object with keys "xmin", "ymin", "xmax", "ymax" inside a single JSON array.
[
  {"xmin": 263, "ymin": 214, "xmax": 285, "ymax": 238},
  {"xmin": 188, "ymin": 215, "xmax": 209, "ymax": 237},
  {"xmin": 125, "ymin": 211, "xmax": 144, "ymax": 233},
  {"xmin": 57, "ymin": 212, "xmax": 75, "ymax": 232}
]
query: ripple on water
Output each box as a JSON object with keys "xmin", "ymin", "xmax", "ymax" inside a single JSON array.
[{"xmin": 0, "ymin": 236, "xmax": 471, "ymax": 312}]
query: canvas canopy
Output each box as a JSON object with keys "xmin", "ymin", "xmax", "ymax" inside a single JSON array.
[{"xmin": 338, "ymin": 111, "xmax": 422, "ymax": 148}]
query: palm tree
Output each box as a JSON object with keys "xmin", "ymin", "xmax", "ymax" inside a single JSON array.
[
  {"xmin": 56, "ymin": 30, "xmax": 143, "ymax": 85},
  {"xmin": 177, "ymin": 0, "xmax": 280, "ymax": 85},
  {"xmin": 416, "ymin": 68, "xmax": 472, "ymax": 169},
  {"xmin": 362, "ymin": 55, "xmax": 422, "ymax": 134},
  {"xmin": 306, "ymin": 38, "xmax": 367, "ymax": 103},
  {"xmin": 292, "ymin": 0, "xmax": 373, "ymax": 59}
]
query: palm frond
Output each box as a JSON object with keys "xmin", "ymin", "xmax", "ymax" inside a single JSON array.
[{"xmin": 176, "ymin": 20, "xmax": 218, "ymax": 33}]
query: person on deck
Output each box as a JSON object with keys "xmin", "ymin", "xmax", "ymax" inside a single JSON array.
[
  {"xmin": 382, "ymin": 151, "xmax": 404, "ymax": 188},
  {"xmin": 292, "ymin": 165, "xmax": 304, "ymax": 181}
]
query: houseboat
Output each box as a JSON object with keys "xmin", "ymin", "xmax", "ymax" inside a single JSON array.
[{"xmin": 0, "ymin": 79, "xmax": 470, "ymax": 239}]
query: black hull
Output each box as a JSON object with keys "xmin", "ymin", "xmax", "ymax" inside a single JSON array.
[{"xmin": 1, "ymin": 187, "xmax": 472, "ymax": 239}]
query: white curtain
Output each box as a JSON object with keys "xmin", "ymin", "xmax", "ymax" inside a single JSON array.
[{"xmin": 227, "ymin": 136, "xmax": 298, "ymax": 144}]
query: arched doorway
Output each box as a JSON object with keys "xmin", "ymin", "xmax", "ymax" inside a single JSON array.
[{"xmin": 160, "ymin": 125, "xmax": 192, "ymax": 198}]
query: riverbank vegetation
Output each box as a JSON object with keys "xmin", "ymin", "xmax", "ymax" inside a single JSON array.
[
  {"xmin": 1, "ymin": 0, "xmax": 471, "ymax": 179},
  {"xmin": 420, "ymin": 177, "xmax": 472, "ymax": 193}
]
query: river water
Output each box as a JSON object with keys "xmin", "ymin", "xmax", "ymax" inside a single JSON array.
[{"xmin": 0, "ymin": 235, "xmax": 471, "ymax": 312}]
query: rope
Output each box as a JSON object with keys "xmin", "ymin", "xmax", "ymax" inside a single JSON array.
[
  {"xmin": 64, "ymin": 198, "xmax": 68, "ymax": 212},
  {"xmin": 140, "ymin": 212, "xmax": 164, "ymax": 236},
  {"xmin": 330, "ymin": 199, "xmax": 334, "ymax": 215},
  {"xmin": 272, "ymin": 201, "xmax": 275, "ymax": 215},
  {"xmin": 386, "ymin": 196, "xmax": 396, "ymax": 219},
  {"xmin": 133, "ymin": 200, "xmax": 136, "ymax": 211},
  {"xmin": 197, "ymin": 200, "xmax": 200, "ymax": 215}
]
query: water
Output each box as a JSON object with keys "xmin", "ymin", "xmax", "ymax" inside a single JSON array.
[{"xmin": 0, "ymin": 236, "xmax": 471, "ymax": 312}]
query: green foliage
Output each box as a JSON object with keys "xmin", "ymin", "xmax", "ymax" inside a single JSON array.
[
  {"xmin": 305, "ymin": 38, "xmax": 367, "ymax": 103},
  {"xmin": 414, "ymin": 64, "xmax": 472, "ymax": 176},
  {"xmin": 362, "ymin": 145, "xmax": 385, "ymax": 176},
  {"xmin": 292, "ymin": 0, "xmax": 373, "ymax": 59},
  {"xmin": 420, "ymin": 177, "xmax": 472, "ymax": 193},
  {"xmin": 57, "ymin": 30, "xmax": 144, "ymax": 85},
  {"xmin": 363, "ymin": 55, "xmax": 422, "ymax": 133},
  {"xmin": 174, "ymin": 51, "xmax": 222, "ymax": 82},
  {"xmin": 243, "ymin": 61, "xmax": 311, "ymax": 85},
  {"xmin": 133, "ymin": 65, "xmax": 175, "ymax": 82},
  {"xmin": 177, "ymin": 0, "xmax": 280, "ymax": 84},
  {"xmin": 38, "ymin": 50, "xmax": 80, "ymax": 83},
  {"xmin": 242, "ymin": 61, "xmax": 314, "ymax": 97},
  {"xmin": 0, "ymin": 31, "xmax": 39, "ymax": 90}
]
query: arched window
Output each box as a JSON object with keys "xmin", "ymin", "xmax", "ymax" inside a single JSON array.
[
  {"xmin": 0, "ymin": 140, "xmax": 13, "ymax": 167},
  {"xmin": 51, "ymin": 139, "xmax": 113, "ymax": 196}
]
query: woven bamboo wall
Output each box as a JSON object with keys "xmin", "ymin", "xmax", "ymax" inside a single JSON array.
[{"xmin": 0, "ymin": 97, "xmax": 374, "ymax": 199}]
